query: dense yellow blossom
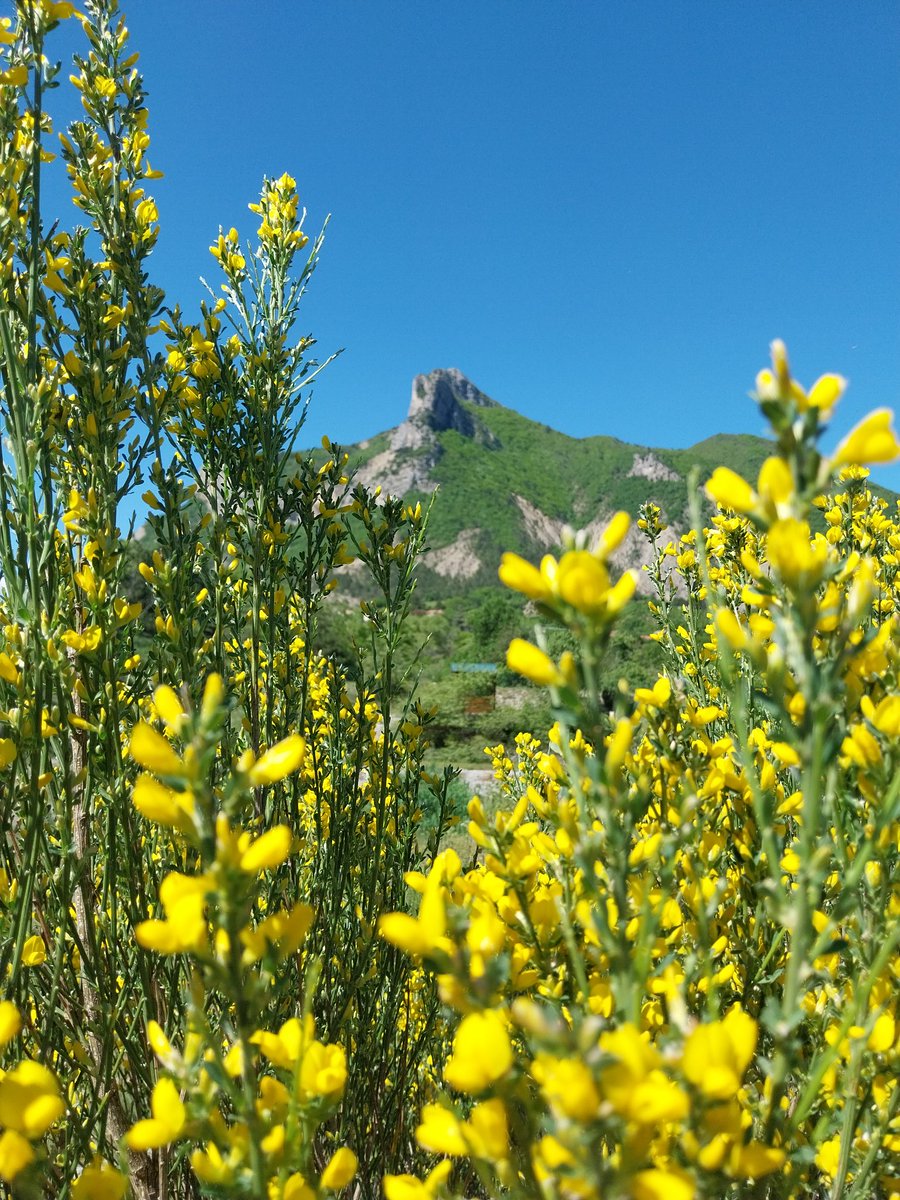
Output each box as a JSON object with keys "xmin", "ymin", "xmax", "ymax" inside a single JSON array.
[
  {"xmin": 380, "ymin": 342, "xmax": 900, "ymax": 1200},
  {"xmin": 0, "ymin": 0, "xmax": 897, "ymax": 1191}
]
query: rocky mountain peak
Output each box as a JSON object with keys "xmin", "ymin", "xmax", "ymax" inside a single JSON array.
[
  {"xmin": 410, "ymin": 367, "xmax": 494, "ymax": 424},
  {"xmin": 391, "ymin": 369, "xmax": 496, "ymax": 451},
  {"xmin": 342, "ymin": 369, "xmax": 788, "ymax": 596},
  {"xmin": 355, "ymin": 369, "xmax": 500, "ymax": 496}
]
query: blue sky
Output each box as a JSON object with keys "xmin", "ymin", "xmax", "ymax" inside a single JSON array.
[{"xmin": 46, "ymin": 1, "xmax": 900, "ymax": 486}]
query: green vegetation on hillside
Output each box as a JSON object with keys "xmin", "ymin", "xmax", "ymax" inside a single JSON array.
[
  {"xmin": 314, "ymin": 583, "xmax": 662, "ymax": 767},
  {"xmin": 347, "ymin": 392, "xmax": 783, "ymax": 570}
]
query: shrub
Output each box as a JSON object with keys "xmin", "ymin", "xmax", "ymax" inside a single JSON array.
[
  {"xmin": 1, "ymin": 4, "xmax": 898, "ymax": 1200},
  {"xmin": 0, "ymin": 3, "xmax": 451, "ymax": 1196},
  {"xmin": 381, "ymin": 344, "xmax": 900, "ymax": 1200}
]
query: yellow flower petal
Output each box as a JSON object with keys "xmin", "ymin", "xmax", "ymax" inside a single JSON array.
[
  {"xmin": 868, "ymin": 1011, "xmax": 896, "ymax": 1053},
  {"xmin": 129, "ymin": 722, "xmax": 182, "ymax": 776},
  {"xmin": 444, "ymin": 1011, "xmax": 512, "ymax": 1094},
  {"xmin": 757, "ymin": 456, "xmax": 794, "ymax": 509},
  {"xmin": 632, "ymin": 1168, "xmax": 695, "ymax": 1200},
  {"xmin": 0, "ymin": 1061, "xmax": 64, "ymax": 1137},
  {"xmin": 595, "ymin": 511, "xmax": 631, "ymax": 557},
  {"xmin": 416, "ymin": 1104, "xmax": 467, "ymax": 1156},
  {"xmin": 0, "ymin": 1001, "xmax": 22, "ymax": 1048},
  {"xmin": 70, "ymin": 1159, "xmax": 129, "ymax": 1200},
  {"xmin": 706, "ymin": 467, "xmax": 755, "ymax": 514},
  {"xmin": 767, "ymin": 518, "xmax": 829, "ymax": 589},
  {"xmin": 682, "ymin": 1006, "xmax": 757, "ymax": 1100},
  {"xmin": 153, "ymin": 685, "xmax": 186, "ymax": 733},
  {"xmin": 0, "ymin": 1128, "xmax": 34, "ymax": 1182},
  {"xmin": 299, "ymin": 1041, "xmax": 347, "ymax": 1097},
  {"xmin": 731, "ymin": 1142, "xmax": 786, "ymax": 1180},
  {"xmin": 555, "ymin": 550, "xmax": 611, "ymax": 615},
  {"xmin": 284, "ymin": 1174, "xmax": 315, "ymax": 1200},
  {"xmin": 807, "ymin": 373, "xmax": 846, "ymax": 416},
  {"xmin": 832, "ymin": 407, "xmax": 900, "ymax": 467},
  {"xmin": 200, "ymin": 673, "xmax": 224, "ymax": 723},
  {"xmin": 132, "ymin": 775, "xmax": 194, "ymax": 831},
  {"xmin": 21, "ymin": 935, "xmax": 46, "ymax": 967},
  {"xmin": 498, "ymin": 552, "xmax": 550, "ymax": 601},
  {"xmin": 384, "ymin": 1176, "xmax": 429, "ymax": 1200},
  {"xmin": 239, "ymin": 824, "xmax": 292, "ymax": 872},
  {"xmin": 506, "ymin": 639, "xmax": 560, "ymax": 687},
  {"xmin": 125, "ymin": 1077, "xmax": 185, "ymax": 1151},
  {"xmin": 320, "ymin": 1147, "xmax": 358, "ymax": 1190},
  {"xmin": 124, "ymin": 1117, "xmax": 174, "ymax": 1152},
  {"xmin": 146, "ymin": 1020, "xmax": 175, "ymax": 1066},
  {"xmin": 247, "ymin": 735, "xmax": 306, "ymax": 786}
]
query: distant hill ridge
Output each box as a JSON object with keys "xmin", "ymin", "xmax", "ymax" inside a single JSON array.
[{"xmin": 345, "ymin": 368, "xmax": 775, "ymax": 597}]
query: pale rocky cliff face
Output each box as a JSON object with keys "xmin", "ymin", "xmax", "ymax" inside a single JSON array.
[
  {"xmin": 628, "ymin": 452, "xmax": 681, "ymax": 483},
  {"xmin": 356, "ymin": 368, "xmax": 499, "ymax": 494},
  {"xmin": 406, "ymin": 368, "xmax": 495, "ymax": 432}
]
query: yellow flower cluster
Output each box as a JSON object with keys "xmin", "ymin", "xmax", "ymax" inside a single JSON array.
[
  {"xmin": 381, "ymin": 343, "xmax": 900, "ymax": 1200},
  {"xmin": 0, "ymin": 1001, "xmax": 65, "ymax": 1184},
  {"xmin": 3, "ymin": 1, "xmax": 899, "ymax": 1194},
  {"xmin": 249, "ymin": 172, "xmax": 310, "ymax": 256},
  {"xmin": 118, "ymin": 673, "xmax": 361, "ymax": 1198}
]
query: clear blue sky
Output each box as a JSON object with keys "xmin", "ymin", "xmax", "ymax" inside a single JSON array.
[{"xmin": 46, "ymin": 2, "xmax": 900, "ymax": 487}]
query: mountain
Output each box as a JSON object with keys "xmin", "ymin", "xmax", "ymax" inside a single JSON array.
[{"xmin": 344, "ymin": 368, "xmax": 773, "ymax": 597}]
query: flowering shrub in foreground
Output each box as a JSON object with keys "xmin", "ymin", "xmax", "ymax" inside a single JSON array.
[
  {"xmin": 0, "ymin": 2, "xmax": 898, "ymax": 1199},
  {"xmin": 0, "ymin": 3, "xmax": 450, "ymax": 1197},
  {"xmin": 381, "ymin": 342, "xmax": 900, "ymax": 1200}
]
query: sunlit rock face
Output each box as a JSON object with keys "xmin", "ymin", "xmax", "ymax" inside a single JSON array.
[
  {"xmin": 358, "ymin": 369, "xmax": 500, "ymax": 494},
  {"xmin": 394, "ymin": 368, "xmax": 498, "ymax": 449}
]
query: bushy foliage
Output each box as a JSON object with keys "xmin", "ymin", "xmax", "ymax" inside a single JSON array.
[
  {"xmin": 0, "ymin": 4, "xmax": 453, "ymax": 1197},
  {"xmin": 0, "ymin": 6, "xmax": 898, "ymax": 1200},
  {"xmin": 381, "ymin": 345, "xmax": 900, "ymax": 1200}
]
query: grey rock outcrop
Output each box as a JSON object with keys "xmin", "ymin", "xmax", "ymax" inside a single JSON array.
[
  {"xmin": 628, "ymin": 452, "xmax": 681, "ymax": 483},
  {"xmin": 357, "ymin": 369, "xmax": 499, "ymax": 494},
  {"xmin": 393, "ymin": 368, "xmax": 498, "ymax": 450}
]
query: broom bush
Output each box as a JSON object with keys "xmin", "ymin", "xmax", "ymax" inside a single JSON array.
[{"xmin": 0, "ymin": 4, "xmax": 897, "ymax": 1199}]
